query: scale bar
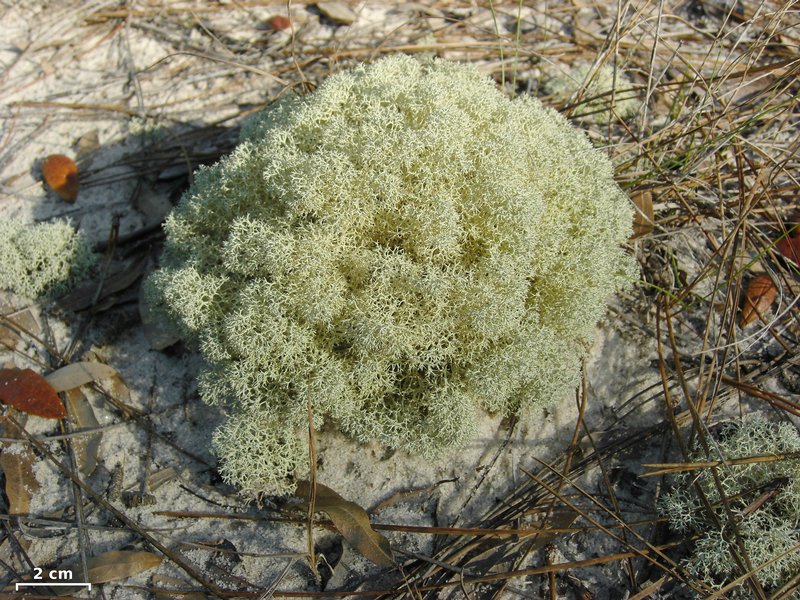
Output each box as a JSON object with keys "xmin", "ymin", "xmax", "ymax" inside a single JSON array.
[{"xmin": 16, "ymin": 583, "xmax": 92, "ymax": 590}]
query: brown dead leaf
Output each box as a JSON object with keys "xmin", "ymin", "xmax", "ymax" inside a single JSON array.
[
  {"xmin": 41, "ymin": 154, "xmax": 79, "ymax": 202},
  {"xmin": 740, "ymin": 274, "xmax": 777, "ymax": 328},
  {"xmin": 295, "ymin": 481, "xmax": 395, "ymax": 568},
  {"xmin": 0, "ymin": 368, "xmax": 65, "ymax": 419},
  {"xmin": 630, "ymin": 190, "xmax": 654, "ymax": 239},
  {"xmin": 64, "ymin": 388, "xmax": 101, "ymax": 476},
  {"xmin": 45, "ymin": 361, "xmax": 117, "ymax": 393},
  {"xmin": 43, "ymin": 550, "xmax": 163, "ymax": 596},
  {"xmin": 86, "ymin": 550, "xmax": 162, "ymax": 584},
  {"xmin": 776, "ymin": 235, "xmax": 800, "ymax": 267},
  {"xmin": 0, "ymin": 419, "xmax": 40, "ymax": 515}
]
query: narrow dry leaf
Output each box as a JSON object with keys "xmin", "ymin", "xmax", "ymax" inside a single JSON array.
[
  {"xmin": 740, "ymin": 274, "xmax": 777, "ymax": 328},
  {"xmin": 45, "ymin": 361, "xmax": 117, "ymax": 393},
  {"xmin": 86, "ymin": 550, "xmax": 162, "ymax": 584},
  {"xmin": 0, "ymin": 368, "xmax": 65, "ymax": 419},
  {"xmin": 0, "ymin": 420, "xmax": 40, "ymax": 515},
  {"xmin": 41, "ymin": 154, "xmax": 79, "ymax": 202},
  {"xmin": 295, "ymin": 481, "xmax": 395, "ymax": 568},
  {"xmin": 630, "ymin": 190, "xmax": 654, "ymax": 239},
  {"xmin": 64, "ymin": 388, "xmax": 101, "ymax": 476}
]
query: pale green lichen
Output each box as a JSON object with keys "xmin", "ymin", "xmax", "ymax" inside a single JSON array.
[
  {"xmin": 660, "ymin": 417, "xmax": 800, "ymax": 592},
  {"xmin": 147, "ymin": 54, "xmax": 636, "ymax": 496},
  {"xmin": 0, "ymin": 218, "xmax": 95, "ymax": 299},
  {"xmin": 545, "ymin": 62, "xmax": 640, "ymax": 123}
]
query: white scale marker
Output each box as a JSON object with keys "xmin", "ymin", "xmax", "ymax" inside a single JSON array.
[{"xmin": 16, "ymin": 583, "xmax": 92, "ymax": 590}]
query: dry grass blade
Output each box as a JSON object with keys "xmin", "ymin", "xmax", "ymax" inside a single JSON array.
[{"xmin": 642, "ymin": 451, "xmax": 800, "ymax": 477}]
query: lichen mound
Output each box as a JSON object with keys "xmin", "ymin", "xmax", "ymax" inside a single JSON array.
[
  {"xmin": 0, "ymin": 218, "xmax": 94, "ymax": 299},
  {"xmin": 147, "ymin": 55, "xmax": 636, "ymax": 496}
]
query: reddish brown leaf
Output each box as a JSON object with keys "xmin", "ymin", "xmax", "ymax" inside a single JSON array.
[
  {"xmin": 740, "ymin": 274, "xmax": 777, "ymax": 328},
  {"xmin": 0, "ymin": 368, "xmax": 65, "ymax": 419},
  {"xmin": 267, "ymin": 15, "xmax": 292, "ymax": 30},
  {"xmin": 776, "ymin": 235, "xmax": 800, "ymax": 266},
  {"xmin": 41, "ymin": 154, "xmax": 79, "ymax": 203}
]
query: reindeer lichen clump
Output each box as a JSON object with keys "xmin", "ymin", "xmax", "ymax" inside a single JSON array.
[
  {"xmin": 147, "ymin": 55, "xmax": 636, "ymax": 496},
  {"xmin": 660, "ymin": 418, "xmax": 800, "ymax": 591},
  {"xmin": 0, "ymin": 218, "xmax": 94, "ymax": 299}
]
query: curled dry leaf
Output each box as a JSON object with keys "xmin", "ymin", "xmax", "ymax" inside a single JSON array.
[
  {"xmin": 295, "ymin": 481, "xmax": 395, "ymax": 568},
  {"xmin": 41, "ymin": 154, "xmax": 79, "ymax": 203},
  {"xmin": 740, "ymin": 274, "xmax": 777, "ymax": 328},
  {"xmin": 0, "ymin": 368, "xmax": 65, "ymax": 419}
]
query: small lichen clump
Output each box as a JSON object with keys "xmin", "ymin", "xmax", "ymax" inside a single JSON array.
[
  {"xmin": 660, "ymin": 418, "xmax": 800, "ymax": 592},
  {"xmin": 0, "ymin": 218, "xmax": 95, "ymax": 299},
  {"xmin": 147, "ymin": 55, "xmax": 636, "ymax": 496},
  {"xmin": 545, "ymin": 62, "xmax": 640, "ymax": 123}
]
